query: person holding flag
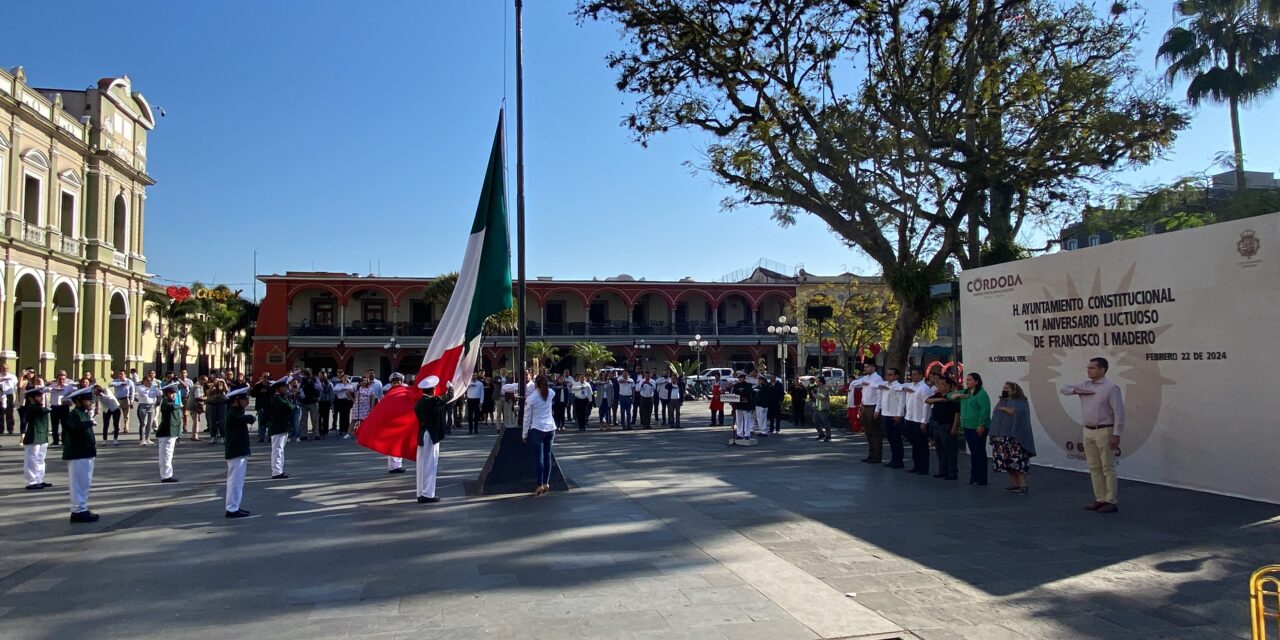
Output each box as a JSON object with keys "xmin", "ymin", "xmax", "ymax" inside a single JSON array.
[{"xmin": 414, "ymin": 376, "xmax": 446, "ymax": 504}]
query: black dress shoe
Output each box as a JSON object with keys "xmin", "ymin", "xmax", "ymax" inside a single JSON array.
[
  {"xmin": 933, "ymin": 473, "xmax": 946, "ymax": 478},
  {"xmin": 70, "ymin": 510, "xmax": 100, "ymax": 523},
  {"xmin": 160, "ymin": 477, "xmax": 179, "ymax": 483},
  {"xmin": 225, "ymin": 509, "xmax": 252, "ymax": 519},
  {"xmin": 417, "ymin": 496, "xmax": 440, "ymax": 504},
  {"xmin": 25, "ymin": 484, "xmax": 43, "ymax": 491},
  {"xmin": 271, "ymin": 473, "xmax": 290, "ymax": 480},
  {"xmin": 388, "ymin": 468, "xmax": 406, "ymax": 474},
  {"xmin": 41, "ymin": 482, "xmax": 52, "ymax": 488}
]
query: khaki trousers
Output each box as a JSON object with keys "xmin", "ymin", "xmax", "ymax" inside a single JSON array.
[
  {"xmin": 860, "ymin": 405, "xmax": 882, "ymax": 461},
  {"xmin": 1082, "ymin": 426, "xmax": 1117, "ymax": 504}
]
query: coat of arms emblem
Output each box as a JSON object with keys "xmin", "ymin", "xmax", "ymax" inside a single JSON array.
[{"xmin": 1237, "ymin": 230, "xmax": 1260, "ymax": 259}]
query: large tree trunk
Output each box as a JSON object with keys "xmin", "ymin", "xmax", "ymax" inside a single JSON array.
[{"xmin": 885, "ymin": 297, "xmax": 928, "ymax": 375}]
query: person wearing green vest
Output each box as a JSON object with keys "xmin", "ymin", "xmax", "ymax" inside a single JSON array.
[
  {"xmin": 223, "ymin": 386, "xmax": 255, "ymax": 518},
  {"xmin": 156, "ymin": 383, "xmax": 182, "ymax": 483},
  {"xmin": 947, "ymin": 372, "xmax": 991, "ymax": 486},
  {"xmin": 20, "ymin": 387, "xmax": 52, "ymax": 490},
  {"xmin": 62, "ymin": 386, "xmax": 99, "ymax": 523}
]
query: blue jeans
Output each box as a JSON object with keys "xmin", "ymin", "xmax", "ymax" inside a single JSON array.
[
  {"xmin": 619, "ymin": 398, "xmax": 633, "ymax": 426},
  {"xmin": 964, "ymin": 429, "xmax": 989, "ymax": 485},
  {"xmin": 530, "ymin": 429, "xmax": 555, "ymax": 486},
  {"xmin": 599, "ymin": 399, "xmax": 611, "ymax": 424},
  {"xmin": 291, "ymin": 406, "xmax": 301, "ymax": 439}
]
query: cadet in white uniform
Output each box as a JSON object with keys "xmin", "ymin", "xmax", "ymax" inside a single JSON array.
[
  {"xmin": 63, "ymin": 387, "xmax": 99, "ymax": 523},
  {"xmin": 20, "ymin": 387, "xmax": 52, "ymax": 490},
  {"xmin": 386, "ymin": 373, "xmax": 407, "ymax": 474},
  {"xmin": 414, "ymin": 376, "xmax": 445, "ymax": 503},
  {"xmin": 223, "ymin": 386, "xmax": 255, "ymax": 518},
  {"xmin": 156, "ymin": 383, "xmax": 182, "ymax": 482}
]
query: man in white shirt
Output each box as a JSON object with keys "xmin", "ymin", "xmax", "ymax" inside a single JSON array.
[
  {"xmin": 0, "ymin": 363, "xmax": 17, "ymax": 435},
  {"xmin": 875, "ymin": 368, "xmax": 907, "ymax": 468},
  {"xmin": 47, "ymin": 371, "xmax": 72, "ymax": 446},
  {"xmin": 655, "ymin": 374, "xmax": 671, "ymax": 425},
  {"xmin": 617, "ymin": 372, "xmax": 635, "ymax": 429},
  {"xmin": 901, "ymin": 367, "xmax": 934, "ymax": 474},
  {"xmin": 1060, "ymin": 356, "xmax": 1126, "ymax": 513},
  {"xmin": 133, "ymin": 372, "xmax": 159, "ymax": 445},
  {"xmin": 851, "ymin": 364, "xmax": 885, "ymax": 463},
  {"xmin": 464, "ymin": 375, "xmax": 485, "ymax": 434},
  {"xmin": 636, "ymin": 374, "xmax": 656, "ymax": 429},
  {"xmin": 111, "ymin": 370, "xmax": 135, "ymax": 436},
  {"xmin": 571, "ymin": 375, "xmax": 594, "ymax": 431}
]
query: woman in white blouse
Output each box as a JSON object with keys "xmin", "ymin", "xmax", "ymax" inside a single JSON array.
[{"xmin": 522, "ymin": 374, "xmax": 557, "ymax": 496}]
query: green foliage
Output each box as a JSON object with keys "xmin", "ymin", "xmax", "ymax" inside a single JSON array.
[
  {"xmin": 570, "ymin": 341, "xmax": 615, "ymax": 371},
  {"xmin": 527, "ymin": 341, "xmax": 560, "ymax": 374},
  {"xmin": 1157, "ymin": 0, "xmax": 1280, "ymax": 188},
  {"xmin": 421, "ymin": 271, "xmax": 517, "ymax": 334},
  {"xmin": 790, "ymin": 280, "xmax": 896, "ymax": 369},
  {"xmin": 1082, "ymin": 175, "xmax": 1279, "ymax": 241},
  {"xmin": 578, "ymin": 0, "xmax": 1184, "ymax": 368},
  {"xmin": 667, "ymin": 360, "xmax": 700, "ymax": 378}
]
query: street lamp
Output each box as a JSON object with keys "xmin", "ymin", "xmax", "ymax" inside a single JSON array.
[
  {"xmin": 767, "ymin": 315, "xmax": 800, "ymax": 381},
  {"xmin": 634, "ymin": 338, "xmax": 652, "ymax": 371},
  {"xmin": 383, "ymin": 336, "xmax": 401, "ymax": 379},
  {"xmin": 687, "ymin": 334, "xmax": 708, "ymax": 373}
]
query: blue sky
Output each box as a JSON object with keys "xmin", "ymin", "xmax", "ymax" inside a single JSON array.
[{"xmin": 4, "ymin": 1, "xmax": 1276, "ymax": 297}]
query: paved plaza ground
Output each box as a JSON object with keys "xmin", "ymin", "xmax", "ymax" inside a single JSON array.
[{"xmin": 0, "ymin": 401, "xmax": 1275, "ymax": 639}]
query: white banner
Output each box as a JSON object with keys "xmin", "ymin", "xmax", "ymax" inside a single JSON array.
[{"xmin": 960, "ymin": 212, "xmax": 1279, "ymax": 503}]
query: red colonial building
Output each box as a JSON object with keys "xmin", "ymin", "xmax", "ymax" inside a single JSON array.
[{"xmin": 250, "ymin": 271, "xmax": 803, "ymax": 379}]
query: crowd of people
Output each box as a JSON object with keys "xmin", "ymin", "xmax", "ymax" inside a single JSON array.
[{"xmin": 2, "ymin": 353, "xmax": 1125, "ymax": 523}]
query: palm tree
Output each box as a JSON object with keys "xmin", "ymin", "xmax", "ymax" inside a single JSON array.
[
  {"xmin": 143, "ymin": 289, "xmax": 197, "ymax": 373},
  {"xmin": 420, "ymin": 271, "xmax": 518, "ymax": 336},
  {"xmin": 1158, "ymin": 0, "xmax": 1280, "ymax": 191},
  {"xmin": 570, "ymin": 341, "xmax": 614, "ymax": 374},
  {"xmin": 527, "ymin": 340, "xmax": 560, "ymax": 374}
]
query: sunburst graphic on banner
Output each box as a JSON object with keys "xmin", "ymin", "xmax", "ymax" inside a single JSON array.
[{"xmin": 1016, "ymin": 263, "xmax": 1176, "ymax": 458}]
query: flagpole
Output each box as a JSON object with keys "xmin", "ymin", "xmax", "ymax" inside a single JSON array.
[{"xmin": 514, "ymin": 0, "xmax": 527, "ymax": 425}]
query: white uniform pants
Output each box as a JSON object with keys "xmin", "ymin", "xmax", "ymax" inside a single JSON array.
[
  {"xmin": 68, "ymin": 458, "xmax": 94, "ymax": 513},
  {"xmin": 416, "ymin": 432, "xmax": 439, "ymax": 499},
  {"xmin": 270, "ymin": 433, "xmax": 288, "ymax": 476},
  {"xmin": 24, "ymin": 443, "xmax": 48, "ymax": 485},
  {"xmin": 226, "ymin": 456, "xmax": 247, "ymax": 512},
  {"xmin": 735, "ymin": 410, "xmax": 754, "ymax": 439},
  {"xmin": 388, "ymin": 456, "xmax": 403, "ymax": 470},
  {"xmin": 754, "ymin": 407, "xmax": 769, "ymax": 434},
  {"xmin": 158, "ymin": 436, "xmax": 176, "ymax": 479}
]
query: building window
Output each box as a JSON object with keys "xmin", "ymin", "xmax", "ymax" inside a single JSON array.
[
  {"xmin": 410, "ymin": 300, "xmax": 433, "ymax": 324},
  {"xmin": 1088, "ymin": 234, "xmax": 1100, "ymax": 247},
  {"xmin": 1064, "ymin": 238, "xmax": 1078, "ymax": 251},
  {"xmin": 113, "ymin": 194, "xmax": 128, "ymax": 248},
  {"xmin": 589, "ymin": 300, "xmax": 607, "ymax": 323},
  {"xmin": 363, "ymin": 300, "xmax": 387, "ymax": 324},
  {"xmin": 311, "ymin": 300, "xmax": 335, "ymax": 326},
  {"xmin": 60, "ymin": 191, "xmax": 76, "ymax": 237},
  {"xmin": 23, "ymin": 175, "xmax": 42, "ymax": 225}
]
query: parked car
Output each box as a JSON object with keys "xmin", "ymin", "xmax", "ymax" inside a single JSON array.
[
  {"xmin": 800, "ymin": 367, "xmax": 847, "ymax": 391},
  {"xmin": 689, "ymin": 367, "xmax": 735, "ymax": 383}
]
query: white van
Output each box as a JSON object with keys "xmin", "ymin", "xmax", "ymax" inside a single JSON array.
[{"xmin": 800, "ymin": 367, "xmax": 847, "ymax": 390}]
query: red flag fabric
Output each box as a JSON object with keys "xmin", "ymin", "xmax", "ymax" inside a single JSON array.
[{"xmin": 355, "ymin": 385, "xmax": 424, "ymax": 461}]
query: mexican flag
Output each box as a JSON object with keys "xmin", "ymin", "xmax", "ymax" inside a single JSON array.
[{"xmin": 356, "ymin": 112, "xmax": 513, "ymax": 460}]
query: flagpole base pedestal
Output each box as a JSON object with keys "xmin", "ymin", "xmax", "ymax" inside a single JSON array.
[{"xmin": 466, "ymin": 427, "xmax": 570, "ymax": 496}]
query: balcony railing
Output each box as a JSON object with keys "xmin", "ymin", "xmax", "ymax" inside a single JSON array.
[
  {"xmin": 59, "ymin": 236, "xmax": 82, "ymax": 257},
  {"xmin": 289, "ymin": 323, "xmax": 342, "ymax": 337},
  {"xmin": 287, "ymin": 320, "xmax": 774, "ymax": 339},
  {"xmin": 22, "ymin": 223, "xmax": 46, "ymax": 246}
]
